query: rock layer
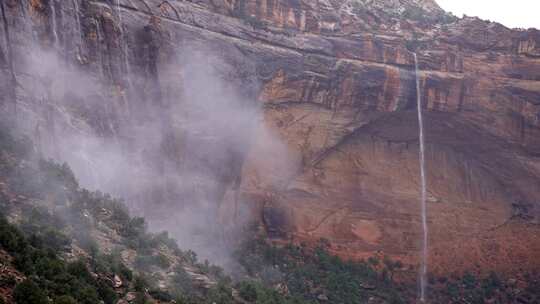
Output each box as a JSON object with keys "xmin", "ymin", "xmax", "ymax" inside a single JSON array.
[{"xmin": 0, "ymin": 0, "xmax": 539, "ymax": 276}]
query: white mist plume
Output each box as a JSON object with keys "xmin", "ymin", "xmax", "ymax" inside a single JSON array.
[{"xmin": 13, "ymin": 36, "xmax": 288, "ymax": 269}]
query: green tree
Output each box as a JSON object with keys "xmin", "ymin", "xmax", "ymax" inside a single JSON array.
[
  {"xmin": 13, "ymin": 279, "xmax": 48, "ymax": 304},
  {"xmin": 238, "ymin": 281, "xmax": 258, "ymax": 301},
  {"xmin": 54, "ymin": 296, "xmax": 77, "ymax": 304},
  {"xmin": 206, "ymin": 283, "xmax": 234, "ymax": 304},
  {"xmin": 463, "ymin": 272, "xmax": 478, "ymax": 289}
]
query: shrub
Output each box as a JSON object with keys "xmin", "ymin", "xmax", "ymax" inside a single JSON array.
[
  {"xmin": 39, "ymin": 160, "xmax": 79, "ymax": 191},
  {"xmin": 206, "ymin": 283, "xmax": 234, "ymax": 304},
  {"xmin": 135, "ymin": 253, "xmax": 171, "ymax": 271},
  {"xmin": 133, "ymin": 292, "xmax": 149, "ymax": 304},
  {"xmin": 0, "ymin": 275, "xmax": 16, "ymax": 288},
  {"xmin": 134, "ymin": 275, "xmax": 149, "ymax": 292},
  {"xmin": 149, "ymin": 289, "xmax": 173, "ymax": 301},
  {"xmin": 134, "ymin": 255, "xmax": 154, "ymax": 271},
  {"xmin": 97, "ymin": 280, "xmax": 118, "ymax": 304},
  {"xmin": 156, "ymin": 253, "xmax": 171, "ymax": 269},
  {"xmin": 259, "ymin": 266, "xmax": 283, "ymax": 285},
  {"xmin": 463, "ymin": 272, "xmax": 478, "ymax": 289},
  {"xmin": 122, "ymin": 217, "xmax": 147, "ymax": 239},
  {"xmin": 481, "ymin": 272, "xmax": 501, "ymax": 298},
  {"xmin": 118, "ymin": 261, "xmax": 133, "ymax": 281},
  {"xmin": 172, "ymin": 266, "xmax": 194, "ymax": 293},
  {"xmin": 238, "ymin": 281, "xmax": 258, "ymax": 301},
  {"xmin": 13, "ymin": 279, "xmax": 48, "ymax": 304},
  {"xmin": 40, "ymin": 227, "xmax": 71, "ymax": 252},
  {"xmin": 75, "ymin": 285, "xmax": 100, "ymax": 304},
  {"xmin": 445, "ymin": 281, "xmax": 460, "ymax": 299},
  {"xmin": 153, "ymin": 231, "xmax": 179, "ymax": 250},
  {"xmin": 235, "ymin": 237, "xmax": 403, "ymax": 304},
  {"xmin": 54, "ymin": 296, "xmax": 77, "ymax": 304},
  {"xmin": 402, "ymin": 7, "xmax": 429, "ymax": 23},
  {"xmin": 67, "ymin": 260, "xmax": 93, "ymax": 283}
]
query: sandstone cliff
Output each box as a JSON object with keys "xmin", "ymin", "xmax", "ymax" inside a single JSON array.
[{"xmin": 0, "ymin": 0, "xmax": 539, "ymax": 278}]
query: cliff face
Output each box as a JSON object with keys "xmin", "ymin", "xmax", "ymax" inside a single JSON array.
[{"xmin": 1, "ymin": 0, "xmax": 539, "ymax": 277}]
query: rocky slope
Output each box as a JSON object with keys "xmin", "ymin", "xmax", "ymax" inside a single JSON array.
[
  {"xmin": 0, "ymin": 0, "xmax": 539, "ymax": 280},
  {"xmin": 0, "ymin": 129, "xmax": 227, "ymax": 304}
]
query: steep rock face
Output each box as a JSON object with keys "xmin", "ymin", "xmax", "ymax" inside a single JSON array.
[{"xmin": 0, "ymin": 0, "xmax": 539, "ymax": 277}]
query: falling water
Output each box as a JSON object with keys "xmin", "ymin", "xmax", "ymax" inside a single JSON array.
[
  {"xmin": 49, "ymin": 0, "xmax": 60, "ymax": 50},
  {"xmin": 19, "ymin": 1, "xmax": 36, "ymax": 43},
  {"xmin": 414, "ymin": 53, "xmax": 428, "ymax": 302},
  {"xmin": 107, "ymin": 116, "xmax": 120, "ymax": 143},
  {"xmin": 95, "ymin": 20, "xmax": 105, "ymax": 79},
  {"xmin": 71, "ymin": 0, "xmax": 83, "ymax": 46},
  {"xmin": 81, "ymin": 152, "xmax": 99, "ymax": 190},
  {"xmin": 116, "ymin": 0, "xmax": 134, "ymax": 98}
]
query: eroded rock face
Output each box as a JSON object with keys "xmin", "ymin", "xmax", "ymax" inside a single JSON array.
[{"xmin": 0, "ymin": 0, "xmax": 539, "ymax": 277}]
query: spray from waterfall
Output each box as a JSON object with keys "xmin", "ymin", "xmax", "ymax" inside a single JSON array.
[
  {"xmin": 81, "ymin": 150, "xmax": 99, "ymax": 190},
  {"xmin": 115, "ymin": 0, "xmax": 134, "ymax": 104},
  {"xmin": 414, "ymin": 53, "xmax": 428, "ymax": 302}
]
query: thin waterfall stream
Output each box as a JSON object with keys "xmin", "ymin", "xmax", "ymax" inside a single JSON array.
[
  {"xmin": 72, "ymin": 0, "xmax": 83, "ymax": 48},
  {"xmin": 116, "ymin": 0, "xmax": 134, "ymax": 99},
  {"xmin": 95, "ymin": 20, "xmax": 105, "ymax": 79},
  {"xmin": 414, "ymin": 53, "xmax": 428, "ymax": 302},
  {"xmin": 50, "ymin": 0, "xmax": 59, "ymax": 50}
]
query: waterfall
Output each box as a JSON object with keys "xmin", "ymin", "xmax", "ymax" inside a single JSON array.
[
  {"xmin": 1, "ymin": 0, "xmax": 17, "ymax": 116},
  {"xmin": 20, "ymin": 1, "xmax": 36, "ymax": 43},
  {"xmin": 116, "ymin": 0, "xmax": 134, "ymax": 100},
  {"xmin": 414, "ymin": 53, "xmax": 428, "ymax": 302},
  {"xmin": 82, "ymin": 153, "xmax": 99, "ymax": 190},
  {"xmin": 72, "ymin": 0, "xmax": 83, "ymax": 47},
  {"xmin": 50, "ymin": 0, "xmax": 60, "ymax": 50},
  {"xmin": 95, "ymin": 20, "xmax": 105, "ymax": 79}
]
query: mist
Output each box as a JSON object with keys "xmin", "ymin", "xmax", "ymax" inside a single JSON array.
[{"xmin": 2, "ymin": 5, "xmax": 285, "ymax": 269}]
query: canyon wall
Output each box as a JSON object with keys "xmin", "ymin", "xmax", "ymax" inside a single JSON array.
[{"xmin": 0, "ymin": 0, "xmax": 539, "ymax": 276}]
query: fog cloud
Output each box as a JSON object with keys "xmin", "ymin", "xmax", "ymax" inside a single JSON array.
[{"xmin": 7, "ymin": 19, "xmax": 283, "ymax": 270}]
